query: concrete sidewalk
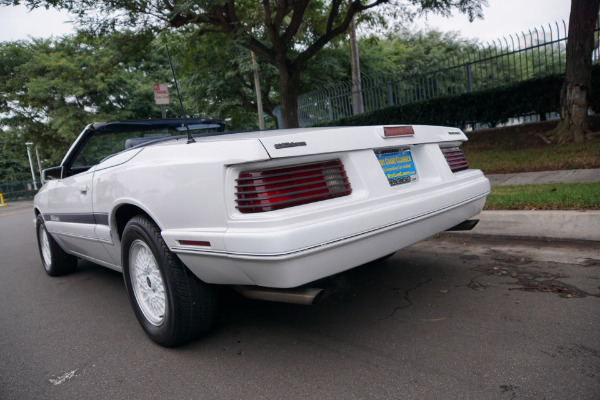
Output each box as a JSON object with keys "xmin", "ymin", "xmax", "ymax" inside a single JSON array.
[
  {"xmin": 455, "ymin": 168, "xmax": 600, "ymax": 242},
  {"xmin": 487, "ymin": 168, "xmax": 600, "ymax": 186}
]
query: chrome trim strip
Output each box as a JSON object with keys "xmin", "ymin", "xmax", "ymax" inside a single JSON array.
[
  {"xmin": 42, "ymin": 212, "xmax": 109, "ymax": 225},
  {"xmin": 170, "ymin": 247, "xmax": 228, "ymax": 256},
  {"xmin": 51, "ymin": 230, "xmax": 101, "ymax": 242}
]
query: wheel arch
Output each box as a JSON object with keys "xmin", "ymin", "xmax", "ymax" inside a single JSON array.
[{"xmin": 113, "ymin": 203, "xmax": 160, "ymax": 242}]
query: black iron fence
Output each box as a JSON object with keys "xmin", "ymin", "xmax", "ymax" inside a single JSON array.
[
  {"xmin": 0, "ymin": 181, "xmax": 39, "ymax": 201},
  {"xmin": 274, "ymin": 19, "xmax": 592, "ymax": 127}
]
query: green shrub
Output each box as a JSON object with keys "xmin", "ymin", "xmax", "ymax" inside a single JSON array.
[{"xmin": 317, "ymin": 66, "xmax": 600, "ymax": 128}]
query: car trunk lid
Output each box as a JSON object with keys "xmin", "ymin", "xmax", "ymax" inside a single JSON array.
[{"xmin": 257, "ymin": 125, "xmax": 467, "ymax": 158}]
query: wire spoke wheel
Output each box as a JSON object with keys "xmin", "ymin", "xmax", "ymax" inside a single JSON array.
[
  {"xmin": 39, "ymin": 225, "xmax": 53, "ymax": 270},
  {"xmin": 35, "ymin": 215, "xmax": 77, "ymax": 276},
  {"xmin": 122, "ymin": 215, "xmax": 216, "ymax": 347},
  {"xmin": 129, "ymin": 239, "xmax": 166, "ymax": 326}
]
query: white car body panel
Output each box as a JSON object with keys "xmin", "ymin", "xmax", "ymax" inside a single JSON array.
[{"xmin": 34, "ymin": 123, "xmax": 490, "ymax": 289}]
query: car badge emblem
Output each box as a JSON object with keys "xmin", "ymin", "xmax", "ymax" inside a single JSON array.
[{"xmin": 274, "ymin": 141, "xmax": 307, "ymax": 149}]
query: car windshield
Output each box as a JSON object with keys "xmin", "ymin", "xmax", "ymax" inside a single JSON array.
[{"xmin": 71, "ymin": 120, "xmax": 223, "ymax": 168}]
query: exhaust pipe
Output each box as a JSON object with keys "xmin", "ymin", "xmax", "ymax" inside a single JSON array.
[
  {"xmin": 446, "ymin": 219, "xmax": 479, "ymax": 231},
  {"xmin": 234, "ymin": 286, "xmax": 326, "ymax": 305}
]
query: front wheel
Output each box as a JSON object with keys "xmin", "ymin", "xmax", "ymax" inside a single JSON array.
[
  {"xmin": 36, "ymin": 215, "xmax": 77, "ymax": 276},
  {"xmin": 121, "ymin": 215, "xmax": 216, "ymax": 347}
]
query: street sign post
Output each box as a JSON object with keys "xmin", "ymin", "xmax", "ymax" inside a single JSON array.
[{"xmin": 153, "ymin": 83, "xmax": 170, "ymax": 118}]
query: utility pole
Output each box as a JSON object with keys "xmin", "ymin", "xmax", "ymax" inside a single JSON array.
[
  {"xmin": 349, "ymin": 15, "xmax": 364, "ymax": 115},
  {"xmin": 35, "ymin": 147, "xmax": 43, "ymax": 177},
  {"xmin": 251, "ymin": 52, "xmax": 266, "ymax": 130},
  {"xmin": 25, "ymin": 142, "xmax": 37, "ymax": 190}
]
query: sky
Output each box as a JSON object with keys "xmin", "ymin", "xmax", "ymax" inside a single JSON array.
[{"xmin": 0, "ymin": 0, "xmax": 572, "ymax": 44}]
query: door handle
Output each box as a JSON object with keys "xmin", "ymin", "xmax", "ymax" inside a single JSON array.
[{"xmin": 79, "ymin": 185, "xmax": 88, "ymax": 194}]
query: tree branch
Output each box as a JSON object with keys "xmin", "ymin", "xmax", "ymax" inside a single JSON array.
[
  {"xmin": 294, "ymin": 0, "xmax": 390, "ymax": 69},
  {"xmin": 326, "ymin": 0, "xmax": 343, "ymax": 33},
  {"xmin": 261, "ymin": 0, "xmax": 279, "ymax": 42},
  {"xmin": 273, "ymin": 0, "xmax": 291, "ymax": 33},
  {"xmin": 281, "ymin": 0, "xmax": 310, "ymax": 43}
]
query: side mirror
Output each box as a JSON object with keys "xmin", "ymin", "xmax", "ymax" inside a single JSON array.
[{"xmin": 41, "ymin": 166, "xmax": 64, "ymax": 184}]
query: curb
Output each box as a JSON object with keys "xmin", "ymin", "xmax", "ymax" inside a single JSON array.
[{"xmin": 449, "ymin": 210, "xmax": 600, "ymax": 242}]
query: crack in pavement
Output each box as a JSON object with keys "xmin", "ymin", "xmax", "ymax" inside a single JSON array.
[{"xmin": 379, "ymin": 274, "xmax": 433, "ymax": 321}]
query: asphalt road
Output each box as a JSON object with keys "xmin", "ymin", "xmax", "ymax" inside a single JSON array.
[{"xmin": 1, "ymin": 201, "xmax": 599, "ymax": 399}]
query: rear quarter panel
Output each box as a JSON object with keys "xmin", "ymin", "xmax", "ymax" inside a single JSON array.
[{"xmin": 92, "ymin": 139, "xmax": 270, "ymax": 232}]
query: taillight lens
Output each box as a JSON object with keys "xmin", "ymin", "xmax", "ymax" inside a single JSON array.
[
  {"xmin": 441, "ymin": 146, "xmax": 469, "ymax": 172},
  {"xmin": 235, "ymin": 159, "xmax": 352, "ymax": 213}
]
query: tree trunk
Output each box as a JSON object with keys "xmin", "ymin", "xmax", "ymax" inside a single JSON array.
[
  {"xmin": 277, "ymin": 61, "xmax": 301, "ymax": 129},
  {"xmin": 349, "ymin": 16, "xmax": 364, "ymax": 115},
  {"xmin": 552, "ymin": 0, "xmax": 600, "ymax": 143}
]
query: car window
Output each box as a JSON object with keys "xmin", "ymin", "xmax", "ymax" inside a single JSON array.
[
  {"xmin": 68, "ymin": 123, "xmax": 224, "ymax": 174},
  {"xmin": 72, "ymin": 131, "xmax": 140, "ymax": 169}
]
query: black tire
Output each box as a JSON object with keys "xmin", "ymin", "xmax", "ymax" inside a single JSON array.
[
  {"xmin": 121, "ymin": 215, "xmax": 216, "ymax": 347},
  {"xmin": 36, "ymin": 214, "xmax": 78, "ymax": 276}
]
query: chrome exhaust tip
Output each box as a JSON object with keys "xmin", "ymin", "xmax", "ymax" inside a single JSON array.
[{"xmin": 234, "ymin": 286, "xmax": 326, "ymax": 305}]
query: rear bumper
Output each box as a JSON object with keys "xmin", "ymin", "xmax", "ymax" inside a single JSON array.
[{"xmin": 167, "ymin": 173, "xmax": 490, "ymax": 288}]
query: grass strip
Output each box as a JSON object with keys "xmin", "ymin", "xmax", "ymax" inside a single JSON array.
[
  {"xmin": 484, "ymin": 182, "xmax": 600, "ymax": 210},
  {"xmin": 464, "ymin": 141, "xmax": 600, "ymax": 174}
]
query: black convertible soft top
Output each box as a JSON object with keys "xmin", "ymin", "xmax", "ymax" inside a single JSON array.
[{"xmin": 91, "ymin": 118, "xmax": 225, "ymax": 133}]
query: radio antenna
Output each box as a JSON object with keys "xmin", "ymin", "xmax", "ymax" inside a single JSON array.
[{"xmin": 166, "ymin": 44, "xmax": 195, "ymax": 144}]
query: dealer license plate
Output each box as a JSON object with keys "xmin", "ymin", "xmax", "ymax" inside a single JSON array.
[{"xmin": 375, "ymin": 148, "xmax": 417, "ymax": 186}]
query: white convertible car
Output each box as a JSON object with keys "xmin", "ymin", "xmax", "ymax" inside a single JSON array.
[{"xmin": 34, "ymin": 118, "xmax": 490, "ymax": 346}]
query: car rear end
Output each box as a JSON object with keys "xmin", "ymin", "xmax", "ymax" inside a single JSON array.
[{"xmin": 165, "ymin": 125, "xmax": 490, "ymax": 288}]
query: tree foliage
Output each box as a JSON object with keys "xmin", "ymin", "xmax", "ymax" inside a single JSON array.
[
  {"xmin": 0, "ymin": 27, "xmax": 481, "ymax": 181},
  {"xmin": 169, "ymin": 28, "xmax": 477, "ymax": 129},
  {"xmin": 169, "ymin": 30, "xmax": 281, "ymax": 130},
  {"xmin": 7, "ymin": 0, "xmax": 487, "ymax": 127},
  {"xmin": 0, "ymin": 128, "xmax": 32, "ymax": 184},
  {"xmin": 0, "ymin": 32, "xmax": 173, "ymax": 172}
]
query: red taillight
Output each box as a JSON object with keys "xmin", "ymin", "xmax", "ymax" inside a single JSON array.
[
  {"xmin": 441, "ymin": 147, "xmax": 469, "ymax": 173},
  {"xmin": 235, "ymin": 160, "xmax": 352, "ymax": 214},
  {"xmin": 384, "ymin": 126, "xmax": 414, "ymax": 137}
]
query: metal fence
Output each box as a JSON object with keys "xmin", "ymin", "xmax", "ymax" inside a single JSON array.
[
  {"xmin": 0, "ymin": 181, "xmax": 39, "ymax": 201},
  {"xmin": 274, "ymin": 19, "xmax": 591, "ymax": 128}
]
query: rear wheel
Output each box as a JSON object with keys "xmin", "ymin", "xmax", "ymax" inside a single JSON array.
[
  {"xmin": 36, "ymin": 215, "xmax": 77, "ymax": 276},
  {"xmin": 122, "ymin": 215, "xmax": 216, "ymax": 347}
]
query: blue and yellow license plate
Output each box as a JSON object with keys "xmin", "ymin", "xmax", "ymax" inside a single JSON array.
[{"xmin": 375, "ymin": 149, "xmax": 417, "ymax": 186}]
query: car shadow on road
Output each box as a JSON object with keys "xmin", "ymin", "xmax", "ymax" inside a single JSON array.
[{"xmin": 197, "ymin": 253, "xmax": 462, "ymax": 346}]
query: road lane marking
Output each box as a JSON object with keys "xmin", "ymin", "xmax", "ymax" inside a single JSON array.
[
  {"xmin": 49, "ymin": 369, "xmax": 78, "ymax": 385},
  {"xmin": 0, "ymin": 209, "xmax": 33, "ymax": 218}
]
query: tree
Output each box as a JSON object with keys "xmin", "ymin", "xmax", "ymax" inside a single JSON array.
[
  {"xmin": 552, "ymin": 0, "xmax": 600, "ymax": 143},
  {"xmin": 0, "ymin": 129, "xmax": 32, "ymax": 184},
  {"xmin": 179, "ymin": 28, "xmax": 479, "ymax": 128},
  {"xmin": 169, "ymin": 31, "xmax": 281, "ymax": 130},
  {"xmin": 0, "ymin": 33, "xmax": 173, "ymax": 167},
  {"xmin": 7, "ymin": 0, "xmax": 486, "ymax": 128}
]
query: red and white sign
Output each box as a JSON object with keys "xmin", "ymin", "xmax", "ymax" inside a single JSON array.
[{"xmin": 153, "ymin": 83, "xmax": 170, "ymax": 105}]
